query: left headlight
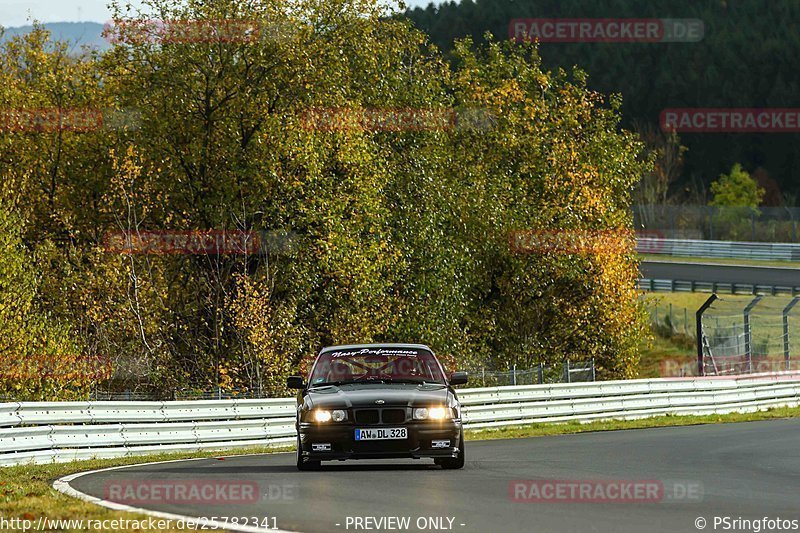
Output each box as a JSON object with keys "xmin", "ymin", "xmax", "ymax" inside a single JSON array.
[
  {"xmin": 313, "ymin": 409, "xmax": 347, "ymax": 423},
  {"xmin": 413, "ymin": 406, "xmax": 451, "ymax": 420}
]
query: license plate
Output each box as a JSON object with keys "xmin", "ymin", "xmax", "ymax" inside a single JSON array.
[{"xmin": 355, "ymin": 428, "xmax": 408, "ymax": 441}]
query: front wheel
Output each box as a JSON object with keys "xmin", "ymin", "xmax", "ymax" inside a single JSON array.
[
  {"xmin": 296, "ymin": 436, "xmax": 320, "ymax": 471},
  {"xmin": 436, "ymin": 429, "xmax": 465, "ymax": 469}
]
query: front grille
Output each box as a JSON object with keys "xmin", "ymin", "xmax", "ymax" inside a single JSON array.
[
  {"xmin": 381, "ymin": 409, "xmax": 406, "ymax": 424},
  {"xmin": 354, "ymin": 408, "xmax": 407, "ymax": 425},
  {"xmin": 355, "ymin": 409, "xmax": 380, "ymax": 425}
]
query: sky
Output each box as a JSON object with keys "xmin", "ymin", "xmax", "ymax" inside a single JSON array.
[{"xmin": 0, "ymin": 0, "xmax": 443, "ymax": 28}]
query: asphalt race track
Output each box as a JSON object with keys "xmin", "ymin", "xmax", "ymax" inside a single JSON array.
[
  {"xmin": 67, "ymin": 419, "xmax": 800, "ymax": 533},
  {"xmin": 641, "ymin": 260, "xmax": 800, "ymax": 287}
]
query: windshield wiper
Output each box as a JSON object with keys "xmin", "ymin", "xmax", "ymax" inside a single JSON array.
[
  {"xmin": 309, "ymin": 378, "xmax": 382, "ymax": 387},
  {"xmin": 351, "ymin": 376, "xmax": 387, "ymax": 383},
  {"xmin": 379, "ymin": 378, "xmax": 441, "ymax": 385},
  {"xmin": 309, "ymin": 377, "xmax": 442, "ymax": 387}
]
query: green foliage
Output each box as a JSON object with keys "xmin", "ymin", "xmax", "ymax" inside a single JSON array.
[
  {"xmin": 709, "ymin": 164, "xmax": 766, "ymax": 239},
  {"xmin": 0, "ymin": 202, "xmax": 87, "ymax": 400},
  {"xmin": 0, "ymin": 0, "xmax": 650, "ymax": 399},
  {"xmin": 710, "ymin": 164, "xmax": 765, "ymax": 209}
]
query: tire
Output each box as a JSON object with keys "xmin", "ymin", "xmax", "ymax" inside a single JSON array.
[
  {"xmin": 296, "ymin": 436, "xmax": 320, "ymax": 471},
  {"xmin": 437, "ymin": 429, "xmax": 465, "ymax": 470}
]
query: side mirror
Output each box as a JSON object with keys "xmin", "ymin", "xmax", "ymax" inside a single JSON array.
[
  {"xmin": 287, "ymin": 376, "xmax": 306, "ymax": 389},
  {"xmin": 449, "ymin": 371, "xmax": 468, "ymax": 386}
]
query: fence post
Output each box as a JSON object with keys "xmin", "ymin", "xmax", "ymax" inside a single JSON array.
[
  {"xmin": 564, "ymin": 360, "xmax": 571, "ymax": 383},
  {"xmin": 697, "ymin": 294, "xmax": 719, "ymax": 376},
  {"xmin": 684, "ymin": 307, "xmax": 689, "ymax": 335},
  {"xmin": 743, "ymin": 295, "xmax": 763, "ymax": 374},
  {"xmin": 591, "ymin": 358, "xmax": 596, "ymax": 382},
  {"xmin": 537, "ymin": 363, "xmax": 544, "ymax": 384},
  {"xmin": 481, "ymin": 367, "xmax": 485, "ymax": 387},
  {"xmin": 512, "ymin": 364, "xmax": 517, "ymax": 386},
  {"xmin": 783, "ymin": 297, "xmax": 800, "ymax": 371}
]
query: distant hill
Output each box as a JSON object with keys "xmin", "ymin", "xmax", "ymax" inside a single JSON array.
[{"xmin": 0, "ymin": 22, "xmax": 108, "ymax": 51}]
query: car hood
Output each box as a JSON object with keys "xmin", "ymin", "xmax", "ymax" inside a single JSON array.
[{"xmin": 305, "ymin": 383, "xmax": 449, "ymax": 409}]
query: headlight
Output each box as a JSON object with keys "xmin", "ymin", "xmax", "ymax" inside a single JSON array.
[
  {"xmin": 413, "ymin": 407, "xmax": 451, "ymax": 420},
  {"xmin": 312, "ymin": 409, "xmax": 347, "ymax": 422},
  {"xmin": 314, "ymin": 410, "xmax": 332, "ymax": 422},
  {"xmin": 428, "ymin": 407, "xmax": 449, "ymax": 420}
]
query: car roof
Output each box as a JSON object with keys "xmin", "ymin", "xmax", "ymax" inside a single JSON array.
[{"xmin": 319, "ymin": 343, "xmax": 433, "ymax": 354}]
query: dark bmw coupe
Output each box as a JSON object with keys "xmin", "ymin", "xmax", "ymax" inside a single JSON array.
[{"xmin": 288, "ymin": 343, "xmax": 468, "ymax": 470}]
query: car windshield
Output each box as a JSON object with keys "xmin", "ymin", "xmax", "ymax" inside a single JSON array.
[{"xmin": 308, "ymin": 347, "xmax": 446, "ymax": 386}]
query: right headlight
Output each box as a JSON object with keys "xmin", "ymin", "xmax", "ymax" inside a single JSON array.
[{"xmin": 413, "ymin": 406, "xmax": 451, "ymax": 420}]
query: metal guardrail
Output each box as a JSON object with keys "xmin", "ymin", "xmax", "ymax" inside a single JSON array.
[
  {"xmin": 2, "ymin": 374, "xmax": 799, "ymax": 466},
  {"xmin": 638, "ymin": 278, "xmax": 800, "ymax": 296},
  {"xmin": 0, "ymin": 399, "xmax": 297, "ymax": 466},
  {"xmin": 460, "ymin": 373, "xmax": 800, "ymax": 428},
  {"xmin": 637, "ymin": 237, "xmax": 800, "ymax": 261}
]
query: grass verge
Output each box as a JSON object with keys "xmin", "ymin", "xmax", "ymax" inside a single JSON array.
[
  {"xmin": 3, "ymin": 407, "xmax": 800, "ymax": 532},
  {"xmin": 464, "ymin": 405, "xmax": 800, "ymax": 441},
  {"xmin": 639, "ymin": 254, "xmax": 800, "ymax": 268},
  {"xmin": 0, "ymin": 445, "xmax": 291, "ymax": 532}
]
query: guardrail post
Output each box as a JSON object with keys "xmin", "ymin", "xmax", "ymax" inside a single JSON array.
[
  {"xmin": 783, "ymin": 297, "xmax": 800, "ymax": 371},
  {"xmin": 697, "ymin": 294, "xmax": 718, "ymax": 376},
  {"xmin": 743, "ymin": 295, "xmax": 763, "ymax": 373}
]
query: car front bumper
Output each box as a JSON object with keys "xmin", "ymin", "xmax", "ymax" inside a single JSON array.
[{"xmin": 298, "ymin": 420, "xmax": 463, "ymax": 460}]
